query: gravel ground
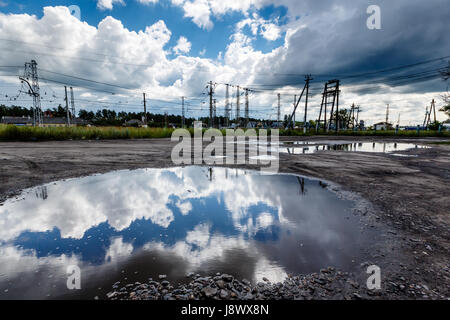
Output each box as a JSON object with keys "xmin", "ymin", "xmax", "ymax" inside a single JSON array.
[
  {"xmin": 0, "ymin": 136, "xmax": 449, "ymax": 300},
  {"xmin": 106, "ymin": 269, "xmax": 446, "ymax": 300}
]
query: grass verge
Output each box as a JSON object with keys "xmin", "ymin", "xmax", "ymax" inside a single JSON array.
[{"xmin": 0, "ymin": 125, "xmax": 449, "ymax": 141}]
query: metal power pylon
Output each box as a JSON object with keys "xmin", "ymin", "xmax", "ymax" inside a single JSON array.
[
  {"xmin": 277, "ymin": 93, "xmax": 281, "ymax": 128},
  {"xmin": 244, "ymin": 88, "xmax": 249, "ymax": 128},
  {"xmin": 236, "ymin": 86, "xmax": 240, "ymax": 127},
  {"xmin": 20, "ymin": 60, "xmax": 42, "ymax": 126},
  {"xmin": 224, "ymin": 84, "xmax": 230, "ymax": 127},
  {"xmin": 181, "ymin": 96, "xmax": 185, "ymax": 127},
  {"xmin": 70, "ymin": 87, "xmax": 76, "ymax": 123}
]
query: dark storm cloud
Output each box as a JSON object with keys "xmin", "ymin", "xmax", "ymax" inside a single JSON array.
[{"xmin": 254, "ymin": 0, "xmax": 450, "ymax": 92}]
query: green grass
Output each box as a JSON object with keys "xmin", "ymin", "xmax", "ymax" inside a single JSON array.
[
  {"xmin": 0, "ymin": 124, "xmax": 449, "ymax": 141},
  {"xmin": 429, "ymin": 141, "xmax": 450, "ymax": 145},
  {"xmin": 0, "ymin": 125, "xmax": 175, "ymax": 141}
]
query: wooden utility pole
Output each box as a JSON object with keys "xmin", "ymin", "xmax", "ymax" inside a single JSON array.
[
  {"xmin": 64, "ymin": 86, "xmax": 70, "ymax": 126},
  {"xmin": 143, "ymin": 92, "xmax": 147, "ymax": 125},
  {"xmin": 288, "ymin": 81, "xmax": 307, "ymax": 129},
  {"xmin": 386, "ymin": 104, "xmax": 389, "ymax": 124},
  {"xmin": 335, "ymin": 80, "xmax": 339, "ymax": 133},
  {"xmin": 423, "ymin": 106, "xmax": 429, "ymax": 127},
  {"xmin": 304, "ymin": 75, "xmax": 311, "ymax": 133},
  {"xmin": 317, "ymin": 80, "xmax": 339, "ymax": 133},
  {"xmin": 429, "ymin": 99, "xmax": 436, "ymax": 123},
  {"xmin": 213, "ymin": 98, "xmax": 217, "ymax": 128},
  {"xmin": 293, "ymin": 95, "xmax": 296, "ymax": 126}
]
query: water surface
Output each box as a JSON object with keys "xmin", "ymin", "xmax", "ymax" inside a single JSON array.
[{"xmin": 0, "ymin": 166, "xmax": 371, "ymax": 299}]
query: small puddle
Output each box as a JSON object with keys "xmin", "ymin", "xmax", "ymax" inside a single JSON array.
[{"xmin": 0, "ymin": 166, "xmax": 373, "ymax": 299}]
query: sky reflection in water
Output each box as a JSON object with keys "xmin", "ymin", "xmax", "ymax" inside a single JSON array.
[{"xmin": 0, "ymin": 166, "xmax": 369, "ymax": 299}]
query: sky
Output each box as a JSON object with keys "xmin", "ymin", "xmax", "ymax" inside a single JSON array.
[{"xmin": 0, "ymin": 0, "xmax": 449, "ymax": 125}]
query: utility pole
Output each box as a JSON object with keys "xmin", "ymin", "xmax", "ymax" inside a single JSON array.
[
  {"xmin": 349, "ymin": 103, "xmax": 355, "ymax": 129},
  {"xmin": 213, "ymin": 98, "xmax": 217, "ymax": 128},
  {"xmin": 428, "ymin": 99, "xmax": 436, "ymax": 124},
  {"xmin": 181, "ymin": 96, "xmax": 185, "ymax": 127},
  {"xmin": 236, "ymin": 86, "xmax": 240, "ymax": 127},
  {"xmin": 335, "ymin": 80, "xmax": 339, "ymax": 133},
  {"xmin": 432, "ymin": 99, "xmax": 436, "ymax": 123},
  {"xmin": 143, "ymin": 93, "xmax": 147, "ymax": 125},
  {"xmin": 356, "ymin": 105, "xmax": 361, "ymax": 130},
  {"xmin": 64, "ymin": 86, "xmax": 70, "ymax": 126},
  {"xmin": 317, "ymin": 80, "xmax": 339, "ymax": 133},
  {"xmin": 208, "ymin": 81, "xmax": 214, "ymax": 128},
  {"xmin": 423, "ymin": 106, "xmax": 429, "ymax": 127},
  {"xmin": 304, "ymin": 75, "xmax": 311, "ymax": 133},
  {"xmin": 69, "ymin": 87, "xmax": 76, "ymax": 123},
  {"xmin": 245, "ymin": 88, "xmax": 249, "ymax": 128},
  {"xmin": 288, "ymin": 79, "xmax": 308, "ymax": 129},
  {"xmin": 293, "ymin": 95, "xmax": 296, "ymax": 126},
  {"xmin": 386, "ymin": 104, "xmax": 389, "ymax": 124},
  {"xmin": 225, "ymin": 84, "xmax": 230, "ymax": 127},
  {"xmin": 277, "ymin": 93, "xmax": 281, "ymax": 128}
]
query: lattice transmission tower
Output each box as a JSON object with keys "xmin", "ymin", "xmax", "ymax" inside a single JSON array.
[{"xmin": 20, "ymin": 60, "xmax": 42, "ymax": 126}]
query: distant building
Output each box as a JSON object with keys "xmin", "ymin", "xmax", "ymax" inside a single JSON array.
[
  {"xmin": 359, "ymin": 120, "xmax": 365, "ymax": 130},
  {"xmin": 373, "ymin": 122, "xmax": 393, "ymax": 130},
  {"xmin": 1, "ymin": 116, "xmax": 86, "ymax": 127},
  {"xmin": 123, "ymin": 119, "xmax": 144, "ymax": 127},
  {"xmin": 42, "ymin": 117, "xmax": 87, "ymax": 127},
  {"xmin": 42, "ymin": 117, "xmax": 71, "ymax": 127}
]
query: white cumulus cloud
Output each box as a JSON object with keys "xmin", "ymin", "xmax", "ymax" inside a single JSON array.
[
  {"xmin": 173, "ymin": 36, "xmax": 192, "ymax": 55},
  {"xmin": 97, "ymin": 0, "xmax": 125, "ymax": 11}
]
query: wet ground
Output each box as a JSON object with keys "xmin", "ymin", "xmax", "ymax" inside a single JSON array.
[{"xmin": 0, "ymin": 136, "xmax": 449, "ymax": 299}]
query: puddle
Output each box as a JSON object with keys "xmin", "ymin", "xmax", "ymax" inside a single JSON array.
[
  {"xmin": 276, "ymin": 142, "xmax": 427, "ymax": 155},
  {"xmin": 390, "ymin": 153, "xmax": 418, "ymax": 158},
  {"xmin": 0, "ymin": 166, "xmax": 373, "ymax": 299}
]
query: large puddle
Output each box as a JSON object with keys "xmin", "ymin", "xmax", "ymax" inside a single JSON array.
[
  {"xmin": 0, "ymin": 166, "xmax": 373, "ymax": 299},
  {"xmin": 277, "ymin": 142, "xmax": 427, "ymax": 155}
]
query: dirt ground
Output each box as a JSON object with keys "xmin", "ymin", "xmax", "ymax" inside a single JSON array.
[{"xmin": 0, "ymin": 136, "xmax": 449, "ymax": 299}]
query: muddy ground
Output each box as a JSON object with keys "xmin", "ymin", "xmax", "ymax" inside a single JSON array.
[{"xmin": 0, "ymin": 136, "xmax": 449, "ymax": 299}]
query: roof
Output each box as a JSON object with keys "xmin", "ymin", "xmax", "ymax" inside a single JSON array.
[
  {"xmin": 1, "ymin": 116, "xmax": 87, "ymax": 125},
  {"xmin": 1, "ymin": 116, "xmax": 33, "ymax": 124},
  {"xmin": 124, "ymin": 119, "xmax": 144, "ymax": 125},
  {"xmin": 42, "ymin": 117, "xmax": 67, "ymax": 124}
]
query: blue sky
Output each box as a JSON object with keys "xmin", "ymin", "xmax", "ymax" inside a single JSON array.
[
  {"xmin": 0, "ymin": 0, "xmax": 449, "ymax": 124},
  {"xmin": 0, "ymin": 0, "xmax": 287, "ymax": 59}
]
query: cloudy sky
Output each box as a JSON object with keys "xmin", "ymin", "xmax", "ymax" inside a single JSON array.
[{"xmin": 0, "ymin": 0, "xmax": 449, "ymax": 125}]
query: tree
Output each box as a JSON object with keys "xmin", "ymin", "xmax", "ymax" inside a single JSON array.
[
  {"xmin": 441, "ymin": 62, "xmax": 450, "ymax": 122},
  {"xmin": 333, "ymin": 109, "xmax": 352, "ymax": 129}
]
